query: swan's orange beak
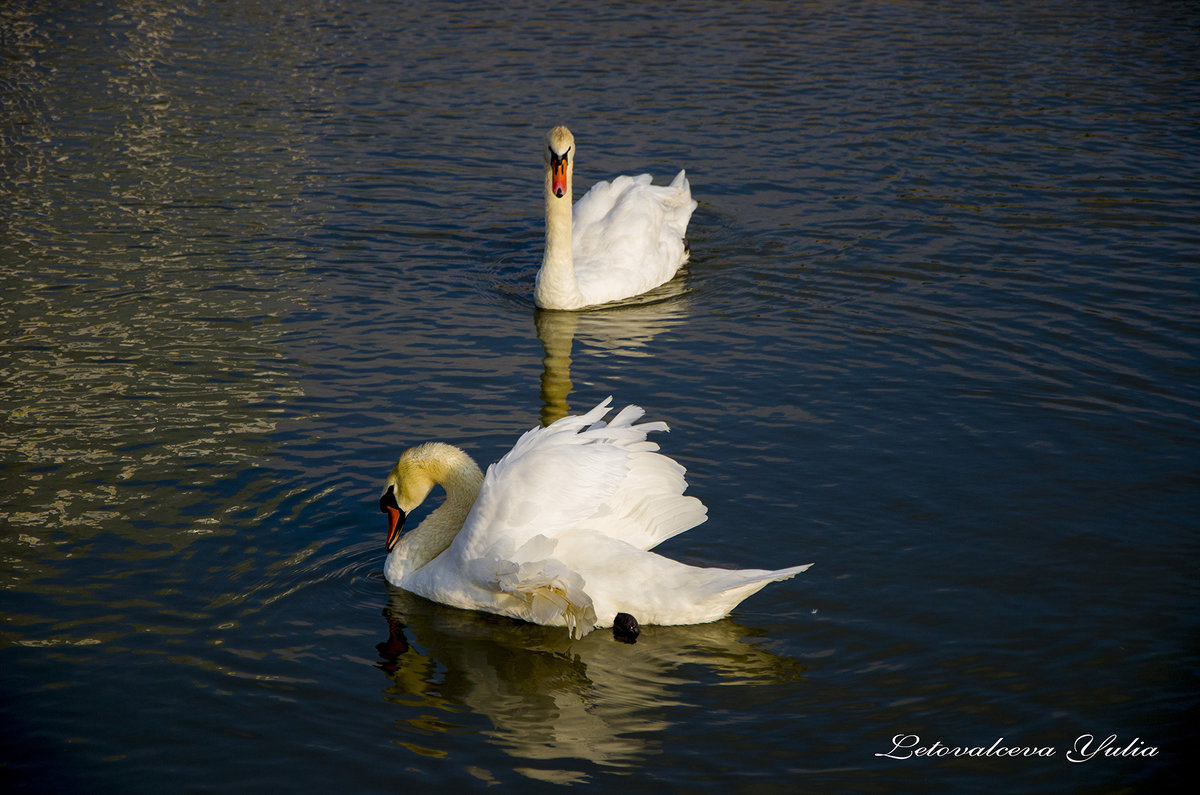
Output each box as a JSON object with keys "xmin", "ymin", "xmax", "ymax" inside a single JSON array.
[
  {"xmin": 550, "ymin": 152, "xmax": 569, "ymax": 198},
  {"xmin": 380, "ymin": 486, "xmax": 406, "ymax": 552},
  {"xmin": 384, "ymin": 505, "xmax": 405, "ymax": 552}
]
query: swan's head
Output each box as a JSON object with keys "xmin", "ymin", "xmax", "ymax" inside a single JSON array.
[
  {"xmin": 380, "ymin": 442, "xmax": 448, "ymax": 551},
  {"xmin": 545, "ymin": 125, "xmax": 574, "ymax": 199},
  {"xmin": 380, "ymin": 442, "xmax": 480, "ymax": 552}
]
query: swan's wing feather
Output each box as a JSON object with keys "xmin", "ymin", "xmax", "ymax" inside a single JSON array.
[
  {"xmin": 464, "ymin": 534, "xmax": 600, "ymax": 638},
  {"xmin": 569, "ymin": 446, "xmax": 707, "ymax": 551},
  {"xmin": 571, "ymin": 172, "xmax": 697, "ymax": 305},
  {"xmin": 449, "ymin": 397, "xmax": 706, "ymax": 564},
  {"xmin": 402, "ymin": 534, "xmax": 600, "ymax": 638}
]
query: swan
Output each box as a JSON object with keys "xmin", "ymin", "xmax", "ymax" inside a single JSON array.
[
  {"xmin": 378, "ymin": 397, "xmax": 812, "ymax": 639},
  {"xmin": 534, "ymin": 126, "xmax": 698, "ymax": 310}
]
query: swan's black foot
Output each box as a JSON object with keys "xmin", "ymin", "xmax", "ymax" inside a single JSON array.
[{"xmin": 613, "ymin": 612, "xmax": 640, "ymax": 643}]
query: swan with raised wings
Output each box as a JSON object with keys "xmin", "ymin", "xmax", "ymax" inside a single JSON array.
[
  {"xmin": 378, "ymin": 398, "xmax": 812, "ymax": 639},
  {"xmin": 534, "ymin": 126, "xmax": 697, "ymax": 310}
]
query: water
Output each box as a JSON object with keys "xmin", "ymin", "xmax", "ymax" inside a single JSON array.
[{"xmin": 2, "ymin": 0, "xmax": 1198, "ymax": 791}]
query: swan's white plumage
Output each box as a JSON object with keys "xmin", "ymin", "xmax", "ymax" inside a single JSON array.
[
  {"xmin": 570, "ymin": 172, "xmax": 695, "ymax": 305},
  {"xmin": 535, "ymin": 126, "xmax": 697, "ymax": 310},
  {"xmin": 382, "ymin": 398, "xmax": 812, "ymax": 638}
]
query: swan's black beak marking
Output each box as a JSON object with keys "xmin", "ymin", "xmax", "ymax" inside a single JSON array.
[{"xmin": 381, "ymin": 485, "xmax": 407, "ymax": 552}]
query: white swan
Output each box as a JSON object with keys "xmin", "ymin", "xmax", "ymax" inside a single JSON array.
[
  {"xmin": 534, "ymin": 126, "xmax": 697, "ymax": 310},
  {"xmin": 379, "ymin": 398, "xmax": 812, "ymax": 639}
]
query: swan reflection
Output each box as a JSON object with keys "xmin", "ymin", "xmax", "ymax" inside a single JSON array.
[
  {"xmin": 375, "ymin": 587, "xmax": 805, "ymax": 772},
  {"xmin": 536, "ymin": 279, "xmax": 692, "ymax": 426}
]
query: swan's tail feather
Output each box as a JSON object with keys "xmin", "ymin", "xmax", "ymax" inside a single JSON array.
[
  {"xmin": 710, "ymin": 563, "xmax": 814, "ymax": 594},
  {"xmin": 692, "ymin": 563, "xmax": 814, "ymax": 622}
]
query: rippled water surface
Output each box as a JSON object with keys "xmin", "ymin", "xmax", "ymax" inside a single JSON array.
[{"xmin": 3, "ymin": 0, "xmax": 1198, "ymax": 792}]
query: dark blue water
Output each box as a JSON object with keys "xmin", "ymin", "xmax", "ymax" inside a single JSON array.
[{"xmin": 3, "ymin": 0, "xmax": 1198, "ymax": 791}]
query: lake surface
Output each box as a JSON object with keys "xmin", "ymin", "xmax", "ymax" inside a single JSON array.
[{"xmin": 2, "ymin": 0, "xmax": 1198, "ymax": 791}]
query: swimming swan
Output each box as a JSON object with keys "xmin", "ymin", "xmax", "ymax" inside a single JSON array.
[
  {"xmin": 379, "ymin": 398, "xmax": 812, "ymax": 639},
  {"xmin": 534, "ymin": 126, "xmax": 697, "ymax": 310}
]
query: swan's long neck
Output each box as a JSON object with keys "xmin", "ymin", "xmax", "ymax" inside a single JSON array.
[
  {"xmin": 535, "ymin": 161, "xmax": 585, "ymax": 309},
  {"xmin": 387, "ymin": 446, "xmax": 484, "ymax": 579}
]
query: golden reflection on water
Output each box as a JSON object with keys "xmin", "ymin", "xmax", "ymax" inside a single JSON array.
[
  {"xmin": 375, "ymin": 587, "xmax": 805, "ymax": 781},
  {"xmin": 0, "ymin": 1, "xmax": 320, "ymax": 596},
  {"xmin": 535, "ymin": 277, "xmax": 692, "ymax": 426}
]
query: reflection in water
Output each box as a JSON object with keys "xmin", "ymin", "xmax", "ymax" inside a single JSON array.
[
  {"xmin": 0, "ymin": 1, "xmax": 317, "ymax": 573},
  {"xmin": 375, "ymin": 587, "xmax": 805, "ymax": 779},
  {"xmin": 535, "ymin": 279, "xmax": 692, "ymax": 426}
]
